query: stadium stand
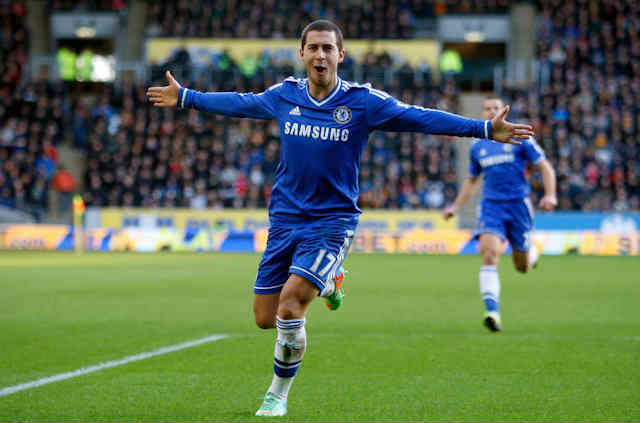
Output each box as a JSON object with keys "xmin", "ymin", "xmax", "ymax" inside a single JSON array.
[
  {"xmin": 0, "ymin": 0, "xmax": 54, "ymax": 221},
  {"xmin": 502, "ymin": 0, "xmax": 640, "ymax": 211},
  {"xmin": 144, "ymin": 0, "xmax": 511, "ymax": 39},
  {"xmin": 47, "ymin": 0, "xmax": 127, "ymax": 12},
  {"xmin": 145, "ymin": 0, "xmax": 414, "ymax": 39}
]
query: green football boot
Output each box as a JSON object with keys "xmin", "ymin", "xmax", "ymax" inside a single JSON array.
[
  {"xmin": 324, "ymin": 267, "xmax": 345, "ymax": 311},
  {"xmin": 255, "ymin": 392, "xmax": 287, "ymax": 417}
]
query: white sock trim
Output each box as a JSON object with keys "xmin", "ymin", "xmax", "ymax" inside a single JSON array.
[
  {"xmin": 275, "ymin": 316, "xmax": 305, "ymax": 330},
  {"xmin": 480, "ymin": 265, "xmax": 497, "ymax": 271},
  {"xmin": 528, "ymin": 244, "xmax": 539, "ymax": 267},
  {"xmin": 479, "ymin": 265, "xmax": 500, "ymax": 302},
  {"xmin": 319, "ymin": 280, "xmax": 335, "ymax": 297}
]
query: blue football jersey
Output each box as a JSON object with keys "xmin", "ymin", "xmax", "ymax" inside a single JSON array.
[
  {"xmin": 469, "ymin": 137, "xmax": 545, "ymax": 200},
  {"xmin": 179, "ymin": 77, "xmax": 491, "ymax": 222}
]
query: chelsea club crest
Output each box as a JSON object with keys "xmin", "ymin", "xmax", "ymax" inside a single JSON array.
[{"xmin": 333, "ymin": 106, "xmax": 352, "ymax": 124}]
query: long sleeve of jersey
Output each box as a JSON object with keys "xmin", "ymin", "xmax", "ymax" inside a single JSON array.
[
  {"xmin": 522, "ymin": 137, "xmax": 545, "ymax": 164},
  {"xmin": 178, "ymin": 85, "xmax": 278, "ymax": 120},
  {"xmin": 469, "ymin": 146, "xmax": 482, "ymax": 177},
  {"xmin": 366, "ymin": 88, "xmax": 492, "ymax": 140}
]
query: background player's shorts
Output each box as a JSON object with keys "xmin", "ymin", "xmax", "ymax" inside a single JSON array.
[
  {"xmin": 474, "ymin": 198, "xmax": 534, "ymax": 252},
  {"xmin": 254, "ymin": 217, "xmax": 357, "ymax": 294}
]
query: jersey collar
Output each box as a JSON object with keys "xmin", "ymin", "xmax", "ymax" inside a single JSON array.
[{"xmin": 305, "ymin": 77, "xmax": 342, "ymax": 107}]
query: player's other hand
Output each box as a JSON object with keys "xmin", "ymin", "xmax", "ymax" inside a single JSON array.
[
  {"xmin": 146, "ymin": 70, "xmax": 181, "ymax": 108},
  {"xmin": 538, "ymin": 195, "xmax": 558, "ymax": 211},
  {"xmin": 490, "ymin": 105, "xmax": 534, "ymax": 145},
  {"xmin": 442, "ymin": 204, "xmax": 458, "ymax": 220}
]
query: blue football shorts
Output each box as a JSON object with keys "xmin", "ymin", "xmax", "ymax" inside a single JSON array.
[
  {"xmin": 474, "ymin": 198, "xmax": 534, "ymax": 252},
  {"xmin": 254, "ymin": 217, "xmax": 357, "ymax": 294}
]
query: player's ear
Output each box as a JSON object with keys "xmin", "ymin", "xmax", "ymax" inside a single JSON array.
[
  {"xmin": 338, "ymin": 49, "xmax": 345, "ymax": 64},
  {"xmin": 299, "ymin": 48, "xmax": 304, "ymax": 60}
]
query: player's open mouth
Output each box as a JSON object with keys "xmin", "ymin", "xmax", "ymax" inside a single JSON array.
[{"xmin": 314, "ymin": 65, "xmax": 327, "ymax": 74}]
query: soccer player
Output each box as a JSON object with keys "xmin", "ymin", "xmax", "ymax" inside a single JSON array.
[
  {"xmin": 443, "ymin": 97, "xmax": 557, "ymax": 332},
  {"xmin": 147, "ymin": 21, "xmax": 534, "ymax": 416}
]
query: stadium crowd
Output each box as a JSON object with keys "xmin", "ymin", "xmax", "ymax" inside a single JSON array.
[
  {"xmin": 145, "ymin": 0, "xmax": 510, "ymax": 39},
  {"xmin": 47, "ymin": 0, "xmax": 127, "ymax": 12},
  {"xmin": 0, "ymin": 0, "xmax": 54, "ymax": 218},
  {"xmin": 502, "ymin": 0, "xmax": 640, "ymax": 211}
]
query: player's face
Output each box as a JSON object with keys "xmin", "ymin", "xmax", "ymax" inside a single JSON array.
[
  {"xmin": 300, "ymin": 30, "xmax": 344, "ymax": 88},
  {"xmin": 482, "ymin": 99, "xmax": 504, "ymax": 120}
]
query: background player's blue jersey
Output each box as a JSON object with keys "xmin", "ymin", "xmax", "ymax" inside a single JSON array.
[
  {"xmin": 180, "ymin": 77, "xmax": 491, "ymax": 222},
  {"xmin": 469, "ymin": 137, "xmax": 545, "ymax": 201}
]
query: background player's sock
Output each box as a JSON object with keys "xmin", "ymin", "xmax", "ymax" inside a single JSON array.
[
  {"xmin": 268, "ymin": 316, "xmax": 306, "ymax": 399},
  {"xmin": 479, "ymin": 265, "xmax": 500, "ymax": 312},
  {"xmin": 528, "ymin": 244, "xmax": 540, "ymax": 268}
]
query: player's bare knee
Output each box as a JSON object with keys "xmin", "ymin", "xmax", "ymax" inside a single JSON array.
[
  {"xmin": 277, "ymin": 298, "xmax": 304, "ymax": 320},
  {"xmin": 481, "ymin": 249, "xmax": 499, "ymax": 266},
  {"xmin": 276, "ymin": 306, "xmax": 300, "ymax": 321}
]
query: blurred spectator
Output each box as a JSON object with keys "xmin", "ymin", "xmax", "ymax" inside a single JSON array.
[{"xmin": 51, "ymin": 164, "xmax": 77, "ymax": 220}]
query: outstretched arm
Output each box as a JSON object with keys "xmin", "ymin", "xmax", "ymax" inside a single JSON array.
[
  {"xmin": 368, "ymin": 91, "xmax": 533, "ymax": 144},
  {"xmin": 535, "ymin": 159, "xmax": 557, "ymax": 211},
  {"xmin": 442, "ymin": 176, "xmax": 481, "ymax": 219},
  {"xmin": 146, "ymin": 70, "xmax": 276, "ymax": 120}
]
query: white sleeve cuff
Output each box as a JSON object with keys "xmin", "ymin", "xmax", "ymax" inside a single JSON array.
[{"xmin": 180, "ymin": 88, "xmax": 188, "ymax": 109}]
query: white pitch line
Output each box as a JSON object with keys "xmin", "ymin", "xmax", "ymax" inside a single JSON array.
[{"xmin": 0, "ymin": 334, "xmax": 229, "ymax": 398}]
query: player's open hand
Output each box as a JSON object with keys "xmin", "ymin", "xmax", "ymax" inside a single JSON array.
[
  {"xmin": 490, "ymin": 105, "xmax": 534, "ymax": 145},
  {"xmin": 146, "ymin": 70, "xmax": 181, "ymax": 108},
  {"xmin": 538, "ymin": 195, "xmax": 557, "ymax": 211},
  {"xmin": 442, "ymin": 204, "xmax": 457, "ymax": 220}
]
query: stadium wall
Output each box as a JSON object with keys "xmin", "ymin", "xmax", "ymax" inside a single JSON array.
[
  {"xmin": 91, "ymin": 208, "xmax": 457, "ymax": 232},
  {"xmin": 145, "ymin": 38, "xmax": 441, "ymax": 70},
  {"xmin": 2, "ymin": 210, "xmax": 639, "ymax": 256}
]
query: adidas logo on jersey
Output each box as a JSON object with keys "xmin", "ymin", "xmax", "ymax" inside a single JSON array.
[{"xmin": 289, "ymin": 106, "xmax": 301, "ymax": 116}]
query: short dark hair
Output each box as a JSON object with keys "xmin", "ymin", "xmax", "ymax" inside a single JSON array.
[{"xmin": 300, "ymin": 20, "xmax": 344, "ymax": 51}]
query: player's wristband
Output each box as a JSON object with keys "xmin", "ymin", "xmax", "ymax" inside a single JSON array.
[
  {"xmin": 484, "ymin": 120, "xmax": 492, "ymax": 140},
  {"xmin": 178, "ymin": 87, "xmax": 189, "ymax": 109}
]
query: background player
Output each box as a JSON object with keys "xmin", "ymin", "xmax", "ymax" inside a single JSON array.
[
  {"xmin": 443, "ymin": 97, "xmax": 557, "ymax": 332},
  {"xmin": 147, "ymin": 21, "xmax": 535, "ymax": 416}
]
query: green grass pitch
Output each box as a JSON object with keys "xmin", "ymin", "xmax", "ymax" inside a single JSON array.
[{"xmin": 0, "ymin": 251, "xmax": 638, "ymax": 422}]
